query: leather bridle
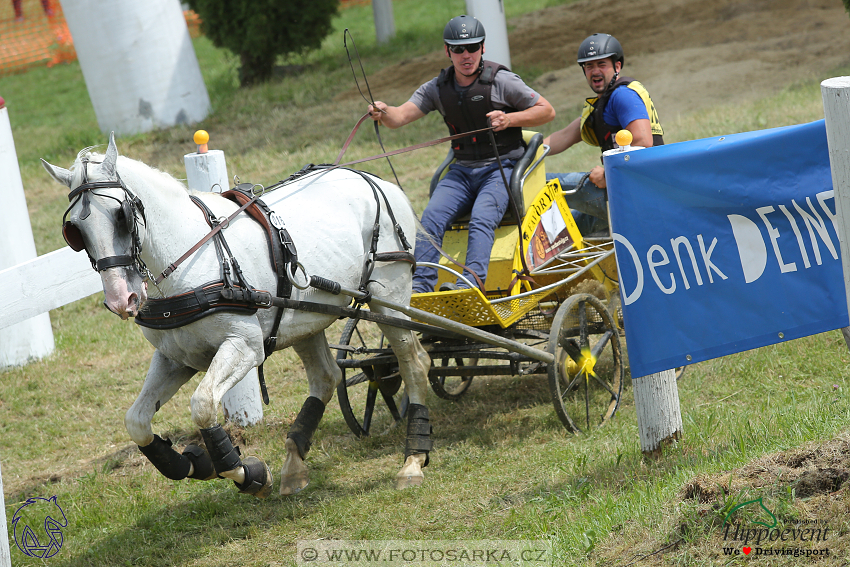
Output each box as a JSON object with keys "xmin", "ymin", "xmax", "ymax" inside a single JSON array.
[{"xmin": 62, "ymin": 157, "xmax": 149, "ymax": 275}]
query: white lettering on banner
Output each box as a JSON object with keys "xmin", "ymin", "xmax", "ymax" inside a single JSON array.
[
  {"xmin": 614, "ymin": 191, "xmax": 837, "ymax": 305},
  {"xmin": 728, "ymin": 214, "xmax": 768, "ymax": 284},
  {"xmin": 697, "ymin": 234, "xmax": 728, "ymax": 284},
  {"xmin": 615, "ymin": 233, "xmax": 722, "ymax": 305},
  {"xmin": 730, "ymin": 191, "xmax": 838, "ymax": 284},
  {"xmin": 613, "ymin": 233, "xmax": 644, "ymax": 304},
  {"xmin": 756, "ymin": 206, "xmax": 797, "ymax": 273},
  {"xmin": 671, "ymin": 236, "xmax": 704, "ymax": 290},
  {"xmin": 648, "ymin": 244, "xmax": 675, "ymax": 294}
]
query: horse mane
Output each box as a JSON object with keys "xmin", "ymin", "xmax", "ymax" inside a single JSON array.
[{"xmin": 72, "ymin": 148, "xmax": 190, "ymax": 199}]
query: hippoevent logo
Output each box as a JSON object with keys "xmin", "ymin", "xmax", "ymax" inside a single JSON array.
[
  {"xmin": 11, "ymin": 496, "xmax": 68, "ymax": 559},
  {"xmin": 721, "ymin": 497, "xmax": 830, "ymax": 558}
]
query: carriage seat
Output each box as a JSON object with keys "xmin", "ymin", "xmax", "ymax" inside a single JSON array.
[
  {"xmin": 428, "ymin": 131, "xmax": 550, "ymax": 294},
  {"xmin": 429, "ymin": 131, "xmax": 548, "ymax": 225}
]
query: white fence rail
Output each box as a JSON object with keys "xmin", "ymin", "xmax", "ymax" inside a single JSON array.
[{"xmin": 0, "ymin": 246, "xmax": 101, "ymax": 331}]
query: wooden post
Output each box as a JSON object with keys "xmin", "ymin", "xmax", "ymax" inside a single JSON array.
[
  {"xmin": 465, "ymin": 0, "xmax": 512, "ymax": 69},
  {"xmin": 632, "ymin": 369, "xmax": 683, "ymax": 457},
  {"xmin": 372, "ymin": 0, "xmax": 395, "ymax": 44},
  {"xmin": 0, "ymin": 97, "xmax": 55, "ymax": 368},
  {"xmin": 184, "ymin": 132, "xmax": 263, "ymax": 426},
  {"xmin": 821, "ymin": 78, "xmax": 850, "ymax": 335}
]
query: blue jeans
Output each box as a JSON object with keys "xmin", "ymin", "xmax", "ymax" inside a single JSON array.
[
  {"xmin": 546, "ymin": 172, "xmax": 610, "ymax": 235},
  {"xmin": 413, "ymin": 160, "xmax": 514, "ymax": 293}
]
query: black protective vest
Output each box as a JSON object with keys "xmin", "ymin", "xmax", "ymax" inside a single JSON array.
[
  {"xmin": 586, "ymin": 76, "xmax": 664, "ymax": 152},
  {"xmin": 437, "ymin": 61, "xmax": 524, "ymax": 161}
]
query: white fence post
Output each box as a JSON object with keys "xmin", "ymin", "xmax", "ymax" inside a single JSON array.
[
  {"xmin": 821, "ymin": 78, "xmax": 850, "ymax": 327},
  {"xmin": 0, "ymin": 458, "xmax": 9, "ymax": 567},
  {"xmin": 59, "ymin": 0, "xmax": 209, "ymax": 135},
  {"xmin": 371, "ymin": 0, "xmax": 395, "ymax": 44},
  {"xmin": 184, "ymin": 131, "xmax": 263, "ymax": 426},
  {"xmin": 0, "ymin": 97, "xmax": 55, "ymax": 368},
  {"xmin": 465, "ymin": 0, "xmax": 511, "ymax": 69},
  {"xmin": 632, "ymin": 369, "xmax": 683, "ymax": 457}
]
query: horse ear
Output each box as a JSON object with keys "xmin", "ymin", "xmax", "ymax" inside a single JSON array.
[
  {"xmin": 102, "ymin": 131, "xmax": 118, "ymax": 177},
  {"xmin": 40, "ymin": 159, "xmax": 74, "ymax": 188}
]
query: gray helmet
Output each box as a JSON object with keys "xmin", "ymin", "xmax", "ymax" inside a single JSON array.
[
  {"xmin": 577, "ymin": 33, "xmax": 624, "ymax": 67},
  {"xmin": 443, "ymin": 15, "xmax": 486, "ymax": 45}
]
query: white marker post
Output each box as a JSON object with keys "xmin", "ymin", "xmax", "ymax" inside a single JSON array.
[
  {"xmin": 0, "ymin": 96, "xmax": 55, "ymax": 369},
  {"xmin": 605, "ymin": 130, "xmax": 683, "ymax": 456},
  {"xmin": 372, "ymin": 0, "xmax": 395, "ymax": 44},
  {"xmin": 465, "ymin": 0, "xmax": 511, "ymax": 69},
  {"xmin": 60, "ymin": 0, "xmax": 210, "ymax": 135},
  {"xmin": 822, "ymin": 78, "xmax": 850, "ymax": 341},
  {"xmin": 184, "ymin": 131, "xmax": 263, "ymax": 426}
]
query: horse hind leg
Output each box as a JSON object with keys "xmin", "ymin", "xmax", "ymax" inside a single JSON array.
[
  {"xmin": 127, "ymin": 351, "xmax": 216, "ymax": 481},
  {"xmin": 279, "ymin": 332, "xmax": 340, "ymax": 496},
  {"xmin": 377, "ymin": 321, "xmax": 433, "ymax": 489},
  {"xmin": 191, "ymin": 338, "xmax": 273, "ymax": 498}
]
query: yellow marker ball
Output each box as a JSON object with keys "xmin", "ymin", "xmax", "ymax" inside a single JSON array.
[
  {"xmin": 193, "ymin": 130, "xmax": 210, "ymax": 145},
  {"xmin": 615, "ymin": 129, "xmax": 633, "ymax": 147}
]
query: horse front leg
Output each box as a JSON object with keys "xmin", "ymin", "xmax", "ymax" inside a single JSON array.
[
  {"xmin": 378, "ymin": 323, "xmax": 433, "ymax": 489},
  {"xmin": 127, "ymin": 350, "xmax": 216, "ymax": 481},
  {"xmin": 191, "ymin": 337, "xmax": 273, "ymax": 498},
  {"xmin": 279, "ymin": 331, "xmax": 341, "ymax": 495}
]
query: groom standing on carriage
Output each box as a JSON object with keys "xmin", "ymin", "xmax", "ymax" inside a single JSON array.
[{"xmin": 368, "ymin": 15, "xmax": 555, "ymax": 293}]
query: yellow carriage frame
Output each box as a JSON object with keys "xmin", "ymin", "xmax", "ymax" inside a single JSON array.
[{"xmin": 410, "ymin": 131, "xmax": 618, "ymax": 329}]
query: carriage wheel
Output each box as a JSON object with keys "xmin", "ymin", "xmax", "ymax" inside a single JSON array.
[
  {"xmin": 335, "ymin": 318, "xmax": 408, "ymax": 438},
  {"xmin": 429, "ymin": 355, "xmax": 477, "ymax": 401},
  {"xmin": 547, "ymin": 293, "xmax": 624, "ymax": 433}
]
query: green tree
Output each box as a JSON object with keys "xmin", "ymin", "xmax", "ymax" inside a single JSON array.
[
  {"xmin": 187, "ymin": 0, "xmax": 340, "ymax": 86},
  {"xmin": 846, "ymin": 0, "xmax": 850, "ymax": 15}
]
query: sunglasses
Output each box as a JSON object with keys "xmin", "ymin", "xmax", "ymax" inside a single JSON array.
[{"xmin": 447, "ymin": 42, "xmax": 482, "ymax": 54}]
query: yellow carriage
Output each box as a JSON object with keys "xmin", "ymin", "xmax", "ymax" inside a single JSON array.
[{"xmin": 335, "ymin": 132, "xmax": 624, "ymax": 435}]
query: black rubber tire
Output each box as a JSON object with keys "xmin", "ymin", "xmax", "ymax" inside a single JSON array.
[
  {"xmin": 429, "ymin": 354, "xmax": 476, "ymax": 401},
  {"xmin": 335, "ymin": 318, "xmax": 408, "ymax": 437},
  {"xmin": 547, "ymin": 293, "xmax": 624, "ymax": 433}
]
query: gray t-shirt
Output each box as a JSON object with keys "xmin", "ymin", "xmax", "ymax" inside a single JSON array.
[{"xmin": 409, "ymin": 65, "xmax": 542, "ymax": 167}]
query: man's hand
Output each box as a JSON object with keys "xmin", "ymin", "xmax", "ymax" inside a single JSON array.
[
  {"xmin": 487, "ymin": 110, "xmax": 511, "ymax": 132},
  {"xmin": 368, "ymin": 101, "xmax": 388, "ymax": 124},
  {"xmin": 589, "ymin": 165, "xmax": 607, "ymax": 189}
]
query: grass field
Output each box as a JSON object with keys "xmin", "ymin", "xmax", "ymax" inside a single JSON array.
[{"xmin": 2, "ymin": 1, "xmax": 850, "ymax": 566}]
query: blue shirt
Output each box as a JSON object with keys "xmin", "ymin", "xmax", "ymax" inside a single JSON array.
[{"xmin": 602, "ymin": 85, "xmax": 649, "ymax": 129}]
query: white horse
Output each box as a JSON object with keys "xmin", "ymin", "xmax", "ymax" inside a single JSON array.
[{"xmin": 42, "ymin": 134, "xmax": 432, "ymax": 497}]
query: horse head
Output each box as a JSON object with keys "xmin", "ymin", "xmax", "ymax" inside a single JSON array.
[{"xmin": 42, "ymin": 132, "xmax": 148, "ymax": 319}]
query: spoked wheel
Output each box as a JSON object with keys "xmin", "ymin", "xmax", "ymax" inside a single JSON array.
[
  {"xmin": 429, "ymin": 353, "xmax": 477, "ymax": 401},
  {"xmin": 547, "ymin": 293, "xmax": 624, "ymax": 433},
  {"xmin": 335, "ymin": 318, "xmax": 408, "ymax": 438}
]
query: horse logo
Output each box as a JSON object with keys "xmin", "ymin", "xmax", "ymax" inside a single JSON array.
[
  {"xmin": 723, "ymin": 496, "xmax": 777, "ymax": 528},
  {"xmin": 11, "ymin": 495, "xmax": 68, "ymax": 558}
]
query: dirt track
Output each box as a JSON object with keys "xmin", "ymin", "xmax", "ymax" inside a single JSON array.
[{"xmin": 354, "ymin": 0, "xmax": 850, "ymax": 121}]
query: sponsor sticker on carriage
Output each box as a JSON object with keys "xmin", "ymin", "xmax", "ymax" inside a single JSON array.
[
  {"xmin": 519, "ymin": 180, "xmax": 583, "ymax": 272},
  {"xmin": 604, "ymin": 119, "xmax": 849, "ymax": 377},
  {"xmin": 297, "ymin": 539, "xmax": 552, "ymax": 566}
]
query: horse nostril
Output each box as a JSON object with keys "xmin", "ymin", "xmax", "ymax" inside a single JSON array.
[{"xmin": 128, "ymin": 293, "xmax": 139, "ymax": 310}]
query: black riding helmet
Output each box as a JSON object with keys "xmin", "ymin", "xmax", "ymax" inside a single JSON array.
[
  {"xmin": 577, "ymin": 33, "xmax": 624, "ymax": 67},
  {"xmin": 443, "ymin": 15, "xmax": 486, "ymax": 45}
]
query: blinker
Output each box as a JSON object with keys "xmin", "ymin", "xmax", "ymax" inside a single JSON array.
[{"xmin": 62, "ymin": 221, "xmax": 85, "ymax": 251}]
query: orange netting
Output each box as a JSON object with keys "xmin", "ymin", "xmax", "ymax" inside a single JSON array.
[{"xmin": 0, "ymin": 1, "xmax": 203, "ymax": 76}]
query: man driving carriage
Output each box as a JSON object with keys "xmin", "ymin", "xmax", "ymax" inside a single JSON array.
[
  {"xmin": 368, "ymin": 15, "xmax": 555, "ymax": 293},
  {"xmin": 544, "ymin": 33, "xmax": 664, "ymax": 235}
]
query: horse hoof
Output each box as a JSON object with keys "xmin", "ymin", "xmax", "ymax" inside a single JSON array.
[
  {"xmin": 395, "ymin": 454, "xmax": 426, "ymax": 489},
  {"xmin": 279, "ymin": 470, "xmax": 309, "ymax": 496},
  {"xmin": 279, "ymin": 437, "xmax": 309, "ymax": 496},
  {"xmin": 235, "ymin": 456, "xmax": 273, "ymax": 499}
]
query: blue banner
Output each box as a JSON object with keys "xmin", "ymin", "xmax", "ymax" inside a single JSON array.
[{"xmin": 605, "ymin": 120, "xmax": 849, "ymax": 378}]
